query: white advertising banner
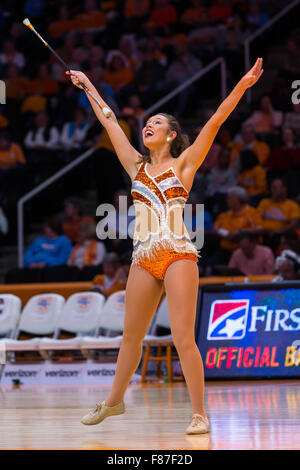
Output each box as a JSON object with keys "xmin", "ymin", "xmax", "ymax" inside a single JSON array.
[{"xmin": 0, "ymin": 361, "xmax": 141, "ymax": 386}]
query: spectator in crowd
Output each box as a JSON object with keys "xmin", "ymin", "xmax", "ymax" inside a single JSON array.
[
  {"xmin": 26, "ymin": 64, "xmax": 59, "ymax": 97},
  {"xmin": 68, "ymin": 221, "xmax": 106, "ymax": 269},
  {"xmin": 91, "ymin": 252, "xmax": 126, "ymax": 298},
  {"xmin": 284, "ymin": 103, "xmax": 300, "ymax": 143},
  {"xmin": 181, "ymin": 0, "xmax": 207, "ymax": 28},
  {"xmin": 73, "ymin": 0, "xmax": 107, "ymax": 32},
  {"xmin": 257, "ymin": 178, "xmax": 300, "ymax": 239},
  {"xmin": 246, "ymin": 2, "xmax": 270, "ymax": 30},
  {"xmin": 213, "ymin": 186, "xmax": 263, "ymax": 254},
  {"xmin": 281, "ymin": 37, "xmax": 300, "ymax": 83},
  {"xmin": 0, "ymin": 130, "xmax": 26, "ymax": 170},
  {"xmin": 0, "ymin": 39, "xmax": 25, "ymax": 69},
  {"xmin": 206, "ymin": 147, "xmax": 237, "ymax": 214},
  {"xmin": 165, "ymin": 47, "xmax": 202, "ymax": 116},
  {"xmin": 267, "ymin": 127, "xmax": 300, "ymax": 173},
  {"xmin": 5, "ymin": 64, "xmax": 28, "ymax": 101},
  {"xmin": 243, "ymin": 95, "xmax": 283, "ymax": 138},
  {"xmin": 135, "ymin": 49, "xmax": 166, "ymax": 106},
  {"xmin": 24, "ymin": 217, "xmax": 72, "ymax": 268},
  {"xmin": 24, "ymin": 111, "xmax": 60, "ymax": 151},
  {"xmin": 231, "ymin": 124, "xmax": 270, "ymax": 170},
  {"xmin": 238, "ymin": 149, "xmax": 267, "ymax": 198},
  {"xmin": 60, "ymin": 107, "xmax": 90, "ymax": 151},
  {"xmin": 124, "ymin": 0, "xmax": 150, "ymax": 21},
  {"xmin": 187, "ymin": 10, "xmax": 218, "ymax": 61},
  {"xmin": 24, "ymin": 0, "xmax": 45, "ymax": 18},
  {"xmin": 209, "ymin": 0, "xmax": 232, "ymax": 24},
  {"xmin": 277, "ymin": 230, "xmax": 300, "ymax": 257},
  {"xmin": 228, "ymin": 232, "xmax": 275, "ymax": 275},
  {"xmin": 184, "ymin": 191, "xmax": 213, "ymax": 242},
  {"xmin": 103, "ymin": 51, "xmax": 134, "ymax": 95},
  {"xmin": 61, "ymin": 197, "xmax": 95, "ymax": 244},
  {"xmin": 48, "ymin": 5, "xmax": 76, "ymax": 38},
  {"xmin": 149, "ymin": 0, "xmax": 178, "ymax": 29},
  {"xmin": 273, "ymin": 249, "xmax": 300, "ymax": 282}
]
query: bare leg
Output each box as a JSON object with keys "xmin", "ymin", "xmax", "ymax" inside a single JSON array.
[
  {"xmin": 105, "ymin": 264, "xmax": 163, "ymax": 407},
  {"xmin": 164, "ymin": 259, "xmax": 206, "ymax": 417}
]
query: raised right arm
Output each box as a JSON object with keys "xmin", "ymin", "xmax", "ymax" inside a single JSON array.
[{"xmin": 66, "ymin": 70, "xmax": 142, "ymax": 180}]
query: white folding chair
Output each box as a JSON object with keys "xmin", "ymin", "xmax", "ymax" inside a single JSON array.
[
  {"xmin": 3, "ymin": 294, "xmax": 65, "ymax": 352},
  {"xmin": 38, "ymin": 292, "xmax": 105, "ymax": 353},
  {"xmin": 144, "ymin": 295, "xmax": 172, "ymax": 342},
  {"xmin": 79, "ymin": 290, "xmax": 126, "ymax": 353},
  {"xmin": 0, "ymin": 294, "xmax": 22, "ymax": 340}
]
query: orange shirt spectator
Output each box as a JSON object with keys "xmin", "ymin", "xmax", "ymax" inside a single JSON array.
[
  {"xmin": 125, "ymin": 0, "xmax": 150, "ymax": 18},
  {"xmin": 238, "ymin": 150, "xmax": 267, "ymax": 196},
  {"xmin": 26, "ymin": 64, "xmax": 59, "ymax": 97},
  {"xmin": 74, "ymin": 0, "xmax": 106, "ymax": 31},
  {"xmin": 0, "ymin": 115, "xmax": 9, "ymax": 128},
  {"xmin": 181, "ymin": 1, "xmax": 207, "ymax": 26},
  {"xmin": 103, "ymin": 52, "xmax": 134, "ymax": 93},
  {"xmin": 209, "ymin": 1, "xmax": 232, "ymax": 24},
  {"xmin": 5, "ymin": 65, "xmax": 29, "ymax": 100},
  {"xmin": 21, "ymin": 95, "xmax": 47, "ymax": 114},
  {"xmin": 238, "ymin": 165, "xmax": 267, "ymax": 195},
  {"xmin": 149, "ymin": 0, "xmax": 178, "ymax": 28},
  {"xmin": 0, "ymin": 134, "xmax": 26, "ymax": 169},
  {"xmin": 62, "ymin": 216, "xmax": 94, "ymax": 244},
  {"xmin": 48, "ymin": 5, "xmax": 76, "ymax": 38},
  {"xmin": 92, "ymin": 273, "xmax": 125, "ymax": 298},
  {"xmin": 231, "ymin": 125, "xmax": 270, "ymax": 168},
  {"xmin": 257, "ymin": 178, "xmax": 300, "ymax": 233},
  {"xmin": 92, "ymin": 253, "xmax": 126, "ymax": 298}
]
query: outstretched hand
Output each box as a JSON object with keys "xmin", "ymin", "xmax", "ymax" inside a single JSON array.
[
  {"xmin": 66, "ymin": 70, "xmax": 90, "ymax": 90},
  {"xmin": 241, "ymin": 58, "xmax": 263, "ymax": 89}
]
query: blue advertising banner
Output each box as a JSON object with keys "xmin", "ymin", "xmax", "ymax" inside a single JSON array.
[{"xmin": 196, "ymin": 282, "xmax": 300, "ymax": 378}]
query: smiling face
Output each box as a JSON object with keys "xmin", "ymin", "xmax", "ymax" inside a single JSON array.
[{"xmin": 143, "ymin": 114, "xmax": 175, "ymax": 151}]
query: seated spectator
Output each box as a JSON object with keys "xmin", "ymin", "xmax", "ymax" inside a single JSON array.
[
  {"xmin": 181, "ymin": 0, "xmax": 207, "ymax": 27},
  {"xmin": 229, "ymin": 232, "xmax": 275, "ymax": 276},
  {"xmin": 267, "ymin": 127, "xmax": 300, "ymax": 172},
  {"xmin": 26, "ymin": 64, "xmax": 59, "ymax": 97},
  {"xmin": 187, "ymin": 10, "xmax": 218, "ymax": 60},
  {"xmin": 284, "ymin": 103, "xmax": 300, "ymax": 143},
  {"xmin": 273, "ymin": 250, "xmax": 300, "ymax": 282},
  {"xmin": 238, "ymin": 149, "xmax": 267, "ymax": 197},
  {"xmin": 61, "ymin": 197, "xmax": 94, "ymax": 244},
  {"xmin": 5, "ymin": 64, "xmax": 28, "ymax": 101},
  {"xmin": 231, "ymin": 124, "xmax": 270, "ymax": 170},
  {"xmin": 122, "ymin": 94, "xmax": 144, "ymax": 117},
  {"xmin": 68, "ymin": 221, "xmax": 106, "ymax": 269},
  {"xmin": 48, "ymin": 5, "xmax": 76, "ymax": 38},
  {"xmin": 0, "ymin": 39, "xmax": 25, "ymax": 69},
  {"xmin": 243, "ymin": 95, "xmax": 282, "ymax": 137},
  {"xmin": 103, "ymin": 51, "xmax": 134, "ymax": 95},
  {"xmin": 149, "ymin": 0, "xmax": 178, "ymax": 29},
  {"xmin": 206, "ymin": 147, "xmax": 237, "ymax": 197},
  {"xmin": 0, "ymin": 130, "xmax": 26, "ymax": 170},
  {"xmin": 124, "ymin": 0, "xmax": 150, "ymax": 20},
  {"xmin": 60, "ymin": 107, "xmax": 90, "ymax": 151},
  {"xmin": 135, "ymin": 49, "xmax": 166, "ymax": 106},
  {"xmin": 277, "ymin": 230, "xmax": 300, "ymax": 257},
  {"xmin": 91, "ymin": 252, "xmax": 126, "ymax": 298},
  {"xmin": 209, "ymin": 0, "xmax": 232, "ymax": 24},
  {"xmin": 213, "ymin": 186, "xmax": 263, "ymax": 253},
  {"xmin": 280, "ymin": 37, "xmax": 300, "ymax": 83},
  {"xmin": 24, "ymin": 217, "xmax": 72, "ymax": 268},
  {"xmin": 257, "ymin": 178, "xmax": 300, "ymax": 236},
  {"xmin": 24, "ymin": 111, "xmax": 60, "ymax": 150},
  {"xmin": 73, "ymin": 0, "xmax": 107, "ymax": 31},
  {"xmin": 217, "ymin": 127, "xmax": 234, "ymax": 151},
  {"xmin": 246, "ymin": 2, "xmax": 270, "ymax": 31}
]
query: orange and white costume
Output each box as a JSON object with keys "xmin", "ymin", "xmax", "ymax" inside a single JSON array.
[{"xmin": 131, "ymin": 161, "xmax": 199, "ymax": 280}]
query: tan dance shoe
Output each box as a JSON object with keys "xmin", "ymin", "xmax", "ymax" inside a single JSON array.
[
  {"xmin": 81, "ymin": 400, "xmax": 125, "ymax": 425},
  {"xmin": 185, "ymin": 414, "xmax": 210, "ymax": 435}
]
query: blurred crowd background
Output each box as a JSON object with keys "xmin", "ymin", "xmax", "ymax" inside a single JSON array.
[{"xmin": 1, "ymin": 0, "xmax": 300, "ymax": 289}]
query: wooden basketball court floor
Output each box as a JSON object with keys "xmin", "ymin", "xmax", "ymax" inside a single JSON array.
[{"xmin": 0, "ymin": 380, "xmax": 299, "ymax": 450}]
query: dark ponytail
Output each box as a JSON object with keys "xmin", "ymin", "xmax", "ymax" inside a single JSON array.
[{"xmin": 140, "ymin": 113, "xmax": 190, "ymax": 162}]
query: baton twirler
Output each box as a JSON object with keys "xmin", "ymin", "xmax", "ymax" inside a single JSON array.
[{"xmin": 23, "ymin": 18, "xmax": 112, "ymax": 118}]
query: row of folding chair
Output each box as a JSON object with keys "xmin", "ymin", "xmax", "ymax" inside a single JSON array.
[{"xmin": 0, "ymin": 291, "xmax": 172, "ymax": 358}]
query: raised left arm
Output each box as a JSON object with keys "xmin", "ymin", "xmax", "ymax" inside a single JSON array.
[{"xmin": 180, "ymin": 58, "xmax": 264, "ymax": 173}]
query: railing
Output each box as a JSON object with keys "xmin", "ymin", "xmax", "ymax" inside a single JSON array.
[
  {"xmin": 17, "ymin": 147, "xmax": 94, "ymax": 268},
  {"xmin": 137, "ymin": 57, "xmax": 227, "ymax": 150},
  {"xmin": 244, "ymin": 0, "xmax": 300, "ymax": 103}
]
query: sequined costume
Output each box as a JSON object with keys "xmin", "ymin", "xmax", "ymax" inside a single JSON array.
[{"xmin": 131, "ymin": 162, "xmax": 199, "ymax": 280}]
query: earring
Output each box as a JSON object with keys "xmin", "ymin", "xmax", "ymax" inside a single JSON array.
[{"xmin": 166, "ymin": 136, "xmax": 172, "ymax": 143}]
